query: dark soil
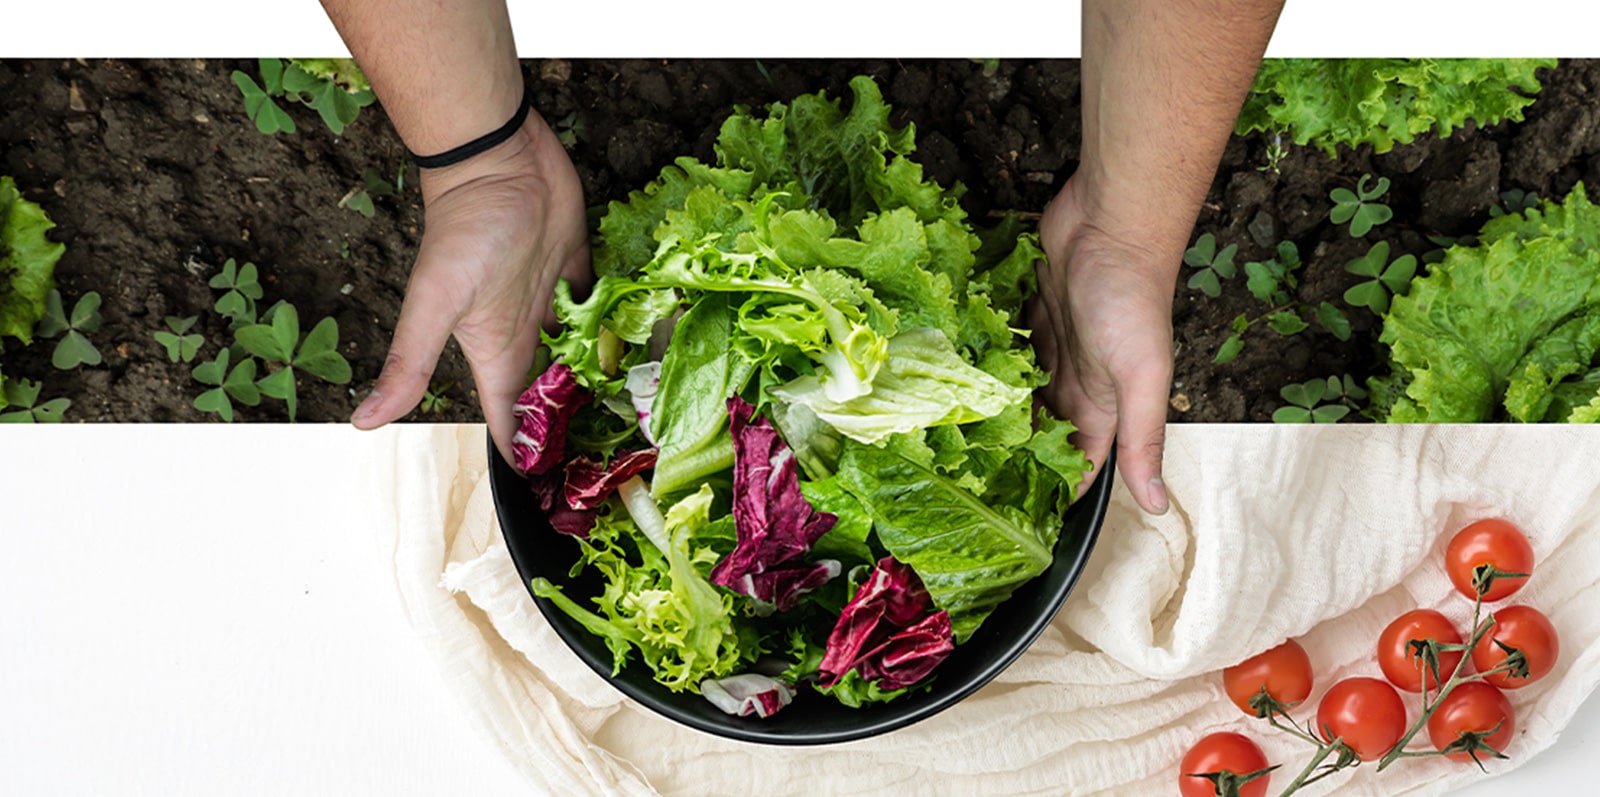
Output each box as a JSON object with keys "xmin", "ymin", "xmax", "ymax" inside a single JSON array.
[{"xmin": 0, "ymin": 58, "xmax": 1593, "ymax": 423}]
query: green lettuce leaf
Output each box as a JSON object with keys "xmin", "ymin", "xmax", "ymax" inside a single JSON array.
[
  {"xmin": 532, "ymin": 486, "xmax": 754, "ymax": 692},
  {"xmin": 837, "ymin": 442, "xmax": 1060, "ymax": 642},
  {"xmin": 1238, "ymin": 59, "xmax": 1555, "ymax": 157},
  {"xmin": 650, "ymin": 294, "xmax": 755, "ymax": 497},
  {"xmin": 1376, "ymin": 184, "xmax": 1600, "ymax": 421},
  {"xmin": 770, "ymin": 328, "xmax": 1029, "ymax": 445},
  {"xmin": 1, "ymin": 176, "xmax": 65, "ymax": 343}
]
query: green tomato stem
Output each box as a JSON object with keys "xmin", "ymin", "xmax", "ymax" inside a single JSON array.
[{"xmin": 1276, "ymin": 736, "xmax": 1345, "ymax": 796}]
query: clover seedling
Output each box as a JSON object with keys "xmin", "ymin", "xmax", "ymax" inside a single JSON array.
[
  {"xmin": 191, "ymin": 347, "xmax": 261, "ymax": 423},
  {"xmin": 233, "ymin": 58, "xmax": 296, "ymax": 135},
  {"xmin": 210, "ymin": 259, "xmax": 264, "ymax": 327},
  {"xmin": 154, "ymin": 315, "xmax": 205, "ymax": 363},
  {"xmin": 339, "ymin": 166, "xmax": 400, "ymax": 219},
  {"xmin": 1344, "ymin": 241, "xmax": 1417, "ymax": 315},
  {"xmin": 1244, "ymin": 240, "xmax": 1302, "ymax": 306},
  {"xmin": 421, "ymin": 381, "xmax": 455, "ymax": 415},
  {"xmin": 1273, "ymin": 376, "xmax": 1367, "ymax": 423},
  {"xmin": 0, "ymin": 378, "xmax": 69, "ymax": 423},
  {"xmin": 1184, "ymin": 233, "xmax": 1238, "ymax": 298},
  {"xmin": 234, "ymin": 303, "xmax": 352, "ymax": 421},
  {"xmin": 1330, "ymin": 174, "xmax": 1394, "ymax": 237},
  {"xmin": 1316, "ymin": 301, "xmax": 1352, "ymax": 341},
  {"xmin": 280, "ymin": 60, "xmax": 375, "ymax": 136},
  {"xmin": 35, "ymin": 289, "xmax": 102, "ymax": 369},
  {"xmin": 1490, "ymin": 188, "xmax": 1540, "ymax": 218}
]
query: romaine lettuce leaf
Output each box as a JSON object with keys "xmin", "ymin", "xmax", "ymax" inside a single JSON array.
[
  {"xmin": 836, "ymin": 442, "xmax": 1059, "ymax": 642},
  {"xmin": 770, "ymin": 328, "xmax": 1029, "ymax": 445},
  {"xmin": 649, "ymin": 295, "xmax": 754, "ymax": 497}
]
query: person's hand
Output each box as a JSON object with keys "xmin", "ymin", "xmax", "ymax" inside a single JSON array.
[
  {"xmin": 350, "ymin": 112, "xmax": 592, "ymax": 467},
  {"xmin": 1031, "ymin": 174, "xmax": 1176, "ymax": 515}
]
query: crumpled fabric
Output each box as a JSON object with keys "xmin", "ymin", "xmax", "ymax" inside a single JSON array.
[{"xmin": 367, "ymin": 424, "xmax": 1600, "ymax": 796}]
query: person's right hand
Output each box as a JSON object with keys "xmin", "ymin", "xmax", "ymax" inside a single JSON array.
[{"xmin": 350, "ymin": 111, "xmax": 592, "ymax": 468}]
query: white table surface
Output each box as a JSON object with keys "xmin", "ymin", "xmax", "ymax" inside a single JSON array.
[{"xmin": 0, "ymin": 425, "xmax": 1593, "ymax": 795}]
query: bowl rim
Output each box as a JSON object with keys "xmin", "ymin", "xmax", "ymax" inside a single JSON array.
[{"xmin": 489, "ymin": 431, "xmax": 1114, "ymax": 745}]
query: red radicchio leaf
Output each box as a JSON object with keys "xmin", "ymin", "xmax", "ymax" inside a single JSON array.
[
  {"xmin": 736, "ymin": 559, "xmax": 842, "ymax": 614},
  {"xmin": 529, "ymin": 469, "xmax": 600, "ymax": 538},
  {"xmin": 564, "ymin": 448, "xmax": 659, "ymax": 510},
  {"xmin": 700, "ymin": 673, "xmax": 795, "ymax": 718},
  {"xmin": 511, "ymin": 363, "xmax": 590, "ymax": 475},
  {"xmin": 818, "ymin": 557, "xmax": 954, "ymax": 690},
  {"xmin": 709, "ymin": 397, "xmax": 838, "ymax": 598}
]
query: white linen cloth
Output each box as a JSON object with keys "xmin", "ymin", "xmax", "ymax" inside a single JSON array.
[{"xmin": 367, "ymin": 424, "xmax": 1600, "ymax": 796}]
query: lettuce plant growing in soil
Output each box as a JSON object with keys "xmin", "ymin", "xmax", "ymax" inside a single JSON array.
[
  {"xmin": 0, "ymin": 175, "xmax": 66, "ymax": 413},
  {"xmin": 1370, "ymin": 183, "xmax": 1600, "ymax": 422},
  {"xmin": 513, "ymin": 76, "xmax": 1090, "ymax": 715}
]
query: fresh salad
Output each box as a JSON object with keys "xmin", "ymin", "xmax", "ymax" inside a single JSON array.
[{"xmin": 512, "ymin": 76, "xmax": 1091, "ymax": 717}]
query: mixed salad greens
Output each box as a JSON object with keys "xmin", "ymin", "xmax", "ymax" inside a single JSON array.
[{"xmin": 512, "ymin": 76, "xmax": 1090, "ymax": 716}]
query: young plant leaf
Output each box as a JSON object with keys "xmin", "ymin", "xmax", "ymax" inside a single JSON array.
[
  {"xmin": 257, "ymin": 366, "xmax": 298, "ymax": 421},
  {"xmin": 1272, "ymin": 406, "xmax": 1312, "ymax": 423},
  {"xmin": 192, "ymin": 349, "xmax": 231, "ymax": 386},
  {"xmin": 1184, "ymin": 234, "xmax": 1216, "ymax": 267},
  {"xmin": 1230, "ymin": 313, "xmax": 1250, "ymax": 334},
  {"xmin": 225, "ymin": 358, "xmax": 262, "ymax": 406},
  {"xmin": 1346, "ymin": 241, "xmax": 1390, "ymax": 277},
  {"xmin": 31, "ymin": 398, "xmax": 69, "ymax": 423},
  {"xmin": 1317, "ymin": 301, "xmax": 1352, "ymax": 340},
  {"xmin": 194, "ymin": 386, "xmax": 235, "ymax": 422},
  {"xmin": 259, "ymin": 58, "xmax": 286, "ymax": 95},
  {"xmin": 1266, "ymin": 311, "xmax": 1309, "ymax": 335},
  {"xmin": 1187, "ymin": 269, "xmax": 1221, "ymax": 298},
  {"xmin": 35, "ymin": 290, "xmax": 68, "ymax": 338},
  {"xmin": 1344, "ymin": 280, "xmax": 1392, "ymax": 314},
  {"xmin": 70, "ymin": 292, "xmax": 102, "ymax": 331},
  {"xmin": 1312, "ymin": 405, "xmax": 1351, "ymax": 423},
  {"xmin": 1380, "ymin": 254, "xmax": 1418, "ymax": 293},
  {"xmin": 295, "ymin": 318, "xmax": 352, "ymax": 384},
  {"xmin": 1214, "ymin": 335, "xmax": 1245, "ymax": 364},
  {"xmin": 53, "ymin": 329, "xmax": 101, "ymax": 369}
]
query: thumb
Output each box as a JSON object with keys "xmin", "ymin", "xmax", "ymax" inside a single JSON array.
[
  {"xmin": 1113, "ymin": 361, "xmax": 1173, "ymax": 516},
  {"xmin": 351, "ymin": 276, "xmax": 459, "ymax": 430}
]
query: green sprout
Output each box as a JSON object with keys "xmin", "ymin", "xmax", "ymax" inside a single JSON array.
[
  {"xmin": 0, "ymin": 378, "xmax": 69, "ymax": 423},
  {"xmin": 191, "ymin": 347, "xmax": 261, "ymax": 423},
  {"xmin": 154, "ymin": 315, "xmax": 205, "ymax": 363},
  {"xmin": 233, "ymin": 58, "xmax": 376, "ymax": 137},
  {"xmin": 1344, "ymin": 241, "xmax": 1417, "ymax": 315},
  {"xmin": 421, "ymin": 381, "xmax": 455, "ymax": 416},
  {"xmin": 210, "ymin": 259, "xmax": 264, "ymax": 327},
  {"xmin": 234, "ymin": 303, "xmax": 352, "ymax": 421},
  {"xmin": 1329, "ymin": 174, "xmax": 1394, "ymax": 237},
  {"xmin": 35, "ymin": 289, "xmax": 102, "ymax": 369},
  {"xmin": 1184, "ymin": 233, "xmax": 1238, "ymax": 298},
  {"xmin": 1273, "ymin": 376, "xmax": 1368, "ymax": 423}
]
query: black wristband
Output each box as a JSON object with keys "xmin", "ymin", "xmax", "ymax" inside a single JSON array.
[{"xmin": 408, "ymin": 93, "xmax": 533, "ymax": 169}]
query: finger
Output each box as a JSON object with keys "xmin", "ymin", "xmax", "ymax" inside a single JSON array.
[
  {"xmin": 475, "ymin": 354, "xmax": 536, "ymax": 471},
  {"xmin": 1112, "ymin": 360, "xmax": 1173, "ymax": 515},
  {"xmin": 351, "ymin": 273, "xmax": 460, "ymax": 430}
]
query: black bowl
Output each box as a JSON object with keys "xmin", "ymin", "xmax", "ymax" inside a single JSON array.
[{"xmin": 489, "ymin": 432, "xmax": 1113, "ymax": 745}]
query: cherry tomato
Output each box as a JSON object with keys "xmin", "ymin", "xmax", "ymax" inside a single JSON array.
[
  {"xmin": 1472, "ymin": 605, "xmax": 1559, "ymax": 689},
  {"xmin": 1179, "ymin": 732, "xmax": 1271, "ymax": 797},
  {"xmin": 1445, "ymin": 519, "xmax": 1533, "ymax": 601},
  {"xmin": 1427, "ymin": 681, "xmax": 1515, "ymax": 763},
  {"xmin": 1316, "ymin": 677, "xmax": 1408, "ymax": 761},
  {"xmin": 1377, "ymin": 609, "xmax": 1464, "ymax": 692},
  {"xmin": 1223, "ymin": 639, "xmax": 1314, "ymax": 715}
]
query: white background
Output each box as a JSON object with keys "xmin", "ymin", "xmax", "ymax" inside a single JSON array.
[{"xmin": 4, "ymin": 1, "xmax": 1600, "ymax": 793}]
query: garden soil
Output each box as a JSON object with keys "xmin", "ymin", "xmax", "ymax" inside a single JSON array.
[{"xmin": 3, "ymin": 58, "xmax": 1596, "ymax": 424}]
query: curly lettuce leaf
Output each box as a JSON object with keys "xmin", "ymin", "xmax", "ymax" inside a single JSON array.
[
  {"xmin": 1238, "ymin": 59, "xmax": 1555, "ymax": 156},
  {"xmin": 532, "ymin": 485, "xmax": 755, "ymax": 692},
  {"xmin": 1377, "ymin": 184, "xmax": 1600, "ymax": 421},
  {"xmin": 1, "ymin": 176, "xmax": 65, "ymax": 343}
]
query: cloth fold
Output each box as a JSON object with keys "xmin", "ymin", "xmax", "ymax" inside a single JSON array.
[{"xmin": 369, "ymin": 424, "xmax": 1600, "ymax": 796}]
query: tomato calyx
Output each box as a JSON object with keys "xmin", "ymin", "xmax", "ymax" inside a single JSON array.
[
  {"xmin": 1485, "ymin": 639, "xmax": 1531, "ymax": 681},
  {"xmin": 1471, "ymin": 563, "xmax": 1530, "ymax": 600},
  {"xmin": 1245, "ymin": 685, "xmax": 1299, "ymax": 720},
  {"xmin": 1437, "ymin": 719, "xmax": 1511, "ymax": 772},
  {"xmin": 1184, "ymin": 764, "xmax": 1279, "ymax": 797}
]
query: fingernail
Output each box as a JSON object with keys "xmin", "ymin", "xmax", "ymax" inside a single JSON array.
[
  {"xmin": 353, "ymin": 390, "xmax": 382, "ymax": 422},
  {"xmin": 1147, "ymin": 476, "xmax": 1169, "ymax": 515}
]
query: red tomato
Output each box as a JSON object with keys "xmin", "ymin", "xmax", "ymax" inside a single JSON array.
[
  {"xmin": 1445, "ymin": 519, "xmax": 1534, "ymax": 601},
  {"xmin": 1472, "ymin": 605, "xmax": 1559, "ymax": 689},
  {"xmin": 1222, "ymin": 639, "xmax": 1314, "ymax": 715},
  {"xmin": 1377, "ymin": 609, "xmax": 1464, "ymax": 692},
  {"xmin": 1316, "ymin": 677, "xmax": 1408, "ymax": 761},
  {"xmin": 1179, "ymin": 732, "xmax": 1271, "ymax": 797},
  {"xmin": 1427, "ymin": 681, "xmax": 1515, "ymax": 763}
]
